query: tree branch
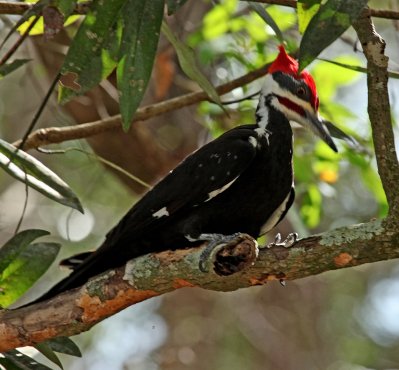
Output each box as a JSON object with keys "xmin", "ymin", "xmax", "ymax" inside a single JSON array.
[
  {"xmin": 14, "ymin": 64, "xmax": 269, "ymax": 150},
  {"xmin": 246, "ymin": 0, "xmax": 399, "ymax": 20},
  {"xmin": 0, "ymin": 1, "xmax": 91, "ymax": 15},
  {"xmin": 0, "ymin": 220, "xmax": 397, "ymax": 351},
  {"xmin": 0, "ymin": 1, "xmax": 398, "ymax": 20},
  {"xmin": 352, "ymin": 15, "xmax": 399, "ymax": 221}
]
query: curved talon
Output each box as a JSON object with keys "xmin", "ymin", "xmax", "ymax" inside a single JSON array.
[
  {"xmin": 267, "ymin": 232, "xmax": 298, "ymax": 249},
  {"xmin": 284, "ymin": 232, "xmax": 298, "ymax": 248}
]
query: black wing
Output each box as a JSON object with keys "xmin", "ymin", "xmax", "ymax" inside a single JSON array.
[{"xmin": 105, "ymin": 126, "xmax": 259, "ymax": 242}]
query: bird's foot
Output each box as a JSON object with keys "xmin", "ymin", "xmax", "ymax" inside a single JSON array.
[
  {"xmin": 187, "ymin": 233, "xmax": 258, "ymax": 274},
  {"xmin": 196, "ymin": 233, "xmax": 242, "ymax": 272},
  {"xmin": 267, "ymin": 232, "xmax": 298, "ymax": 249}
]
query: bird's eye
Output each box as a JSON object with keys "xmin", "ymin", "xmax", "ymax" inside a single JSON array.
[{"xmin": 297, "ymin": 87, "xmax": 306, "ymax": 96}]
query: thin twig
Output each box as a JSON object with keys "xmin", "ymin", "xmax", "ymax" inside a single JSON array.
[
  {"xmin": 246, "ymin": 0, "xmax": 399, "ymax": 20},
  {"xmin": 14, "ymin": 174, "xmax": 29, "ymax": 234},
  {"xmin": 0, "ymin": 14, "xmax": 39, "ymax": 66},
  {"xmin": 18, "ymin": 72, "xmax": 61, "ymax": 150},
  {"xmin": 0, "ymin": 1, "xmax": 91, "ymax": 15},
  {"xmin": 14, "ymin": 64, "xmax": 269, "ymax": 150},
  {"xmin": 37, "ymin": 146, "xmax": 152, "ymax": 189}
]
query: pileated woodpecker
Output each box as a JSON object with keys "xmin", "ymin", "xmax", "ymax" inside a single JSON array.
[{"xmin": 33, "ymin": 46, "xmax": 337, "ymax": 303}]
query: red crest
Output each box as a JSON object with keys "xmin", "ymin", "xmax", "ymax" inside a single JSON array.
[{"xmin": 268, "ymin": 45, "xmax": 319, "ymax": 110}]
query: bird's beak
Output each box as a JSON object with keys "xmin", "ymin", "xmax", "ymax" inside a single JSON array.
[{"xmin": 304, "ymin": 109, "xmax": 338, "ymax": 152}]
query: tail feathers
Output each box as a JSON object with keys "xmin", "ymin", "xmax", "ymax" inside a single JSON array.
[
  {"xmin": 26, "ymin": 249, "xmax": 114, "ymax": 306},
  {"xmin": 24, "ymin": 238, "xmax": 151, "ymax": 307},
  {"xmin": 59, "ymin": 251, "xmax": 94, "ymax": 270}
]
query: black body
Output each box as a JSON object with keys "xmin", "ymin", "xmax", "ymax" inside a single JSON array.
[{"xmin": 37, "ymin": 101, "xmax": 295, "ymax": 302}]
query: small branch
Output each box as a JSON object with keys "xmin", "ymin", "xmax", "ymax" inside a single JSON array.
[
  {"xmin": 0, "ymin": 1, "xmax": 91, "ymax": 15},
  {"xmin": 246, "ymin": 0, "xmax": 399, "ymax": 20},
  {"xmin": 353, "ymin": 15, "xmax": 399, "ymax": 220},
  {"xmin": 14, "ymin": 64, "xmax": 269, "ymax": 150},
  {"xmin": 0, "ymin": 219, "xmax": 396, "ymax": 351},
  {"xmin": 0, "ymin": 15, "xmax": 39, "ymax": 66},
  {"xmin": 0, "ymin": 1, "xmax": 398, "ymax": 20}
]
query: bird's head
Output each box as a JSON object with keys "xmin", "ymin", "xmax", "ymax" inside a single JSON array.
[{"xmin": 260, "ymin": 46, "xmax": 337, "ymax": 152}]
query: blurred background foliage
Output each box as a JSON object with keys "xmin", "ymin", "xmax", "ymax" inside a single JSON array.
[{"xmin": 0, "ymin": 0, "xmax": 399, "ymax": 369}]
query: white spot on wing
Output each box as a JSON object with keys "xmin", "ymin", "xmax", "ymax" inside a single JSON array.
[
  {"xmin": 206, "ymin": 176, "xmax": 238, "ymax": 201},
  {"xmin": 260, "ymin": 190, "xmax": 292, "ymax": 235},
  {"xmin": 152, "ymin": 206, "xmax": 169, "ymax": 219}
]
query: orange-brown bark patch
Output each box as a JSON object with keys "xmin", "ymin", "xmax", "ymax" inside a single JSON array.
[
  {"xmin": 249, "ymin": 272, "xmax": 286, "ymax": 286},
  {"xmin": 173, "ymin": 279, "xmax": 196, "ymax": 289},
  {"xmin": 78, "ymin": 288, "xmax": 159, "ymax": 322},
  {"xmin": 156, "ymin": 248, "xmax": 194, "ymax": 264},
  {"xmin": 334, "ymin": 252, "xmax": 353, "ymax": 267},
  {"xmin": 0, "ymin": 324, "xmax": 21, "ymax": 351}
]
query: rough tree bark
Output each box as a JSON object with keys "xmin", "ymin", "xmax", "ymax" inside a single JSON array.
[{"xmin": 0, "ymin": 8, "xmax": 398, "ymax": 352}]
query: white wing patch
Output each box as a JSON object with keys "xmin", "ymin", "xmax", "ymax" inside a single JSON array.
[
  {"xmin": 206, "ymin": 176, "xmax": 239, "ymax": 202},
  {"xmin": 260, "ymin": 190, "xmax": 292, "ymax": 235},
  {"xmin": 152, "ymin": 206, "xmax": 169, "ymax": 219}
]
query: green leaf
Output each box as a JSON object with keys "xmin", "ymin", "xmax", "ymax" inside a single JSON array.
[
  {"xmin": 0, "ymin": 59, "xmax": 31, "ymax": 79},
  {"xmin": 55, "ymin": 0, "xmax": 77, "ymax": 17},
  {"xmin": 299, "ymin": 0, "xmax": 369, "ymax": 70},
  {"xmin": 59, "ymin": 0, "xmax": 126, "ymax": 104},
  {"xmin": 0, "ymin": 357, "xmax": 21, "ymax": 370},
  {"xmin": 300, "ymin": 183, "xmax": 322, "ymax": 228},
  {"xmin": 0, "ymin": 229, "xmax": 49, "ymax": 274},
  {"xmin": 35, "ymin": 343, "xmax": 63, "ymax": 369},
  {"xmin": 162, "ymin": 22, "xmax": 223, "ymax": 107},
  {"xmin": 319, "ymin": 58, "xmax": 399, "ymax": 79},
  {"xmin": 1, "ymin": 350, "xmax": 53, "ymax": 370},
  {"xmin": 248, "ymin": 2, "xmax": 284, "ymax": 43},
  {"xmin": 0, "ymin": 242, "xmax": 60, "ymax": 307},
  {"xmin": 0, "ymin": 139, "xmax": 83, "ymax": 212},
  {"xmin": 167, "ymin": 0, "xmax": 188, "ymax": 15},
  {"xmin": 45, "ymin": 337, "xmax": 82, "ymax": 357},
  {"xmin": 297, "ymin": 0, "xmax": 321, "ymax": 34},
  {"xmin": 117, "ymin": 0, "xmax": 164, "ymax": 131}
]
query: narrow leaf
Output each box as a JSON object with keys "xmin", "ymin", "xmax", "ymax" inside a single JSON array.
[
  {"xmin": 299, "ymin": 0, "xmax": 369, "ymax": 71},
  {"xmin": 0, "ymin": 59, "xmax": 31, "ymax": 78},
  {"xmin": 2, "ymin": 350, "xmax": 53, "ymax": 370},
  {"xmin": 45, "ymin": 337, "xmax": 82, "ymax": 357},
  {"xmin": 0, "ymin": 139, "xmax": 83, "ymax": 212},
  {"xmin": 117, "ymin": 0, "xmax": 164, "ymax": 131},
  {"xmin": 249, "ymin": 2, "xmax": 284, "ymax": 43},
  {"xmin": 297, "ymin": 0, "xmax": 321, "ymax": 34},
  {"xmin": 59, "ymin": 0, "xmax": 126, "ymax": 103},
  {"xmin": 319, "ymin": 58, "xmax": 399, "ymax": 79},
  {"xmin": 0, "ymin": 229, "xmax": 49, "ymax": 274},
  {"xmin": 162, "ymin": 22, "xmax": 222, "ymax": 107},
  {"xmin": 0, "ymin": 242, "xmax": 60, "ymax": 307},
  {"xmin": 0, "ymin": 357, "xmax": 21, "ymax": 370},
  {"xmin": 35, "ymin": 343, "xmax": 63, "ymax": 369},
  {"xmin": 55, "ymin": 0, "xmax": 77, "ymax": 17},
  {"xmin": 167, "ymin": 0, "xmax": 188, "ymax": 15}
]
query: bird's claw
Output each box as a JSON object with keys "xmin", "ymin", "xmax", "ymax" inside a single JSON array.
[
  {"xmin": 198, "ymin": 233, "xmax": 242, "ymax": 273},
  {"xmin": 267, "ymin": 232, "xmax": 298, "ymax": 249}
]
